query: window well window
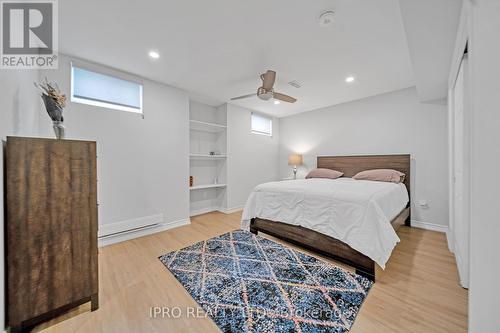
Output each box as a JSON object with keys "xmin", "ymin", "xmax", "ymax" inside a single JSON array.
[
  {"xmin": 71, "ymin": 65, "xmax": 143, "ymax": 114},
  {"xmin": 251, "ymin": 113, "xmax": 272, "ymax": 136}
]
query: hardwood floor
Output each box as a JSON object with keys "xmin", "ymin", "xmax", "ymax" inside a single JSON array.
[{"xmin": 35, "ymin": 211, "xmax": 468, "ymax": 333}]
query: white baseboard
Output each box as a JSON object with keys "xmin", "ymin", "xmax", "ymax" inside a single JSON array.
[
  {"xmin": 446, "ymin": 229, "xmax": 455, "ymax": 253},
  {"xmin": 190, "ymin": 206, "xmax": 243, "ymax": 217},
  {"xmin": 219, "ymin": 206, "xmax": 243, "ymax": 214},
  {"xmin": 98, "ymin": 218, "xmax": 190, "ymax": 247},
  {"xmin": 190, "ymin": 207, "xmax": 220, "ymax": 217},
  {"xmin": 411, "ymin": 220, "xmax": 448, "ymax": 233},
  {"xmin": 454, "ymin": 247, "xmax": 469, "ymax": 288}
]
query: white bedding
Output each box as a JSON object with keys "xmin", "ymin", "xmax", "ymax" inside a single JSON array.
[{"xmin": 241, "ymin": 178, "xmax": 409, "ymax": 269}]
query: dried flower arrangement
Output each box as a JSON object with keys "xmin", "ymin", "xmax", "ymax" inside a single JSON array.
[
  {"xmin": 35, "ymin": 78, "xmax": 67, "ymax": 138},
  {"xmin": 34, "ymin": 78, "xmax": 66, "ymax": 121}
]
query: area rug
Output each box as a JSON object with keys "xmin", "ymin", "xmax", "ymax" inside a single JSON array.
[{"xmin": 159, "ymin": 230, "xmax": 373, "ymax": 333}]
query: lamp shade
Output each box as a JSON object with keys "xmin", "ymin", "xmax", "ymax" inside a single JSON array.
[{"xmin": 288, "ymin": 154, "xmax": 303, "ymax": 166}]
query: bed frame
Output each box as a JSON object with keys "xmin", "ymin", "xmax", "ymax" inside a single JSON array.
[{"xmin": 250, "ymin": 154, "xmax": 411, "ymax": 281}]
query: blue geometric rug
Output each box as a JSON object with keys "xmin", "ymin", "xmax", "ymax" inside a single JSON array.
[{"xmin": 159, "ymin": 230, "xmax": 372, "ymax": 333}]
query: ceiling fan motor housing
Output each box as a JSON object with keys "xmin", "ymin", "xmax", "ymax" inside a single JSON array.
[
  {"xmin": 230, "ymin": 71, "xmax": 296, "ymax": 103},
  {"xmin": 257, "ymin": 87, "xmax": 273, "ymax": 100}
]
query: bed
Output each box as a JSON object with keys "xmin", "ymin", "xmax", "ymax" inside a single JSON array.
[{"xmin": 241, "ymin": 154, "xmax": 411, "ymax": 281}]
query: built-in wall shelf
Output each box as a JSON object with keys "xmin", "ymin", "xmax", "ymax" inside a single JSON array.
[
  {"xmin": 189, "ymin": 101, "xmax": 228, "ymax": 216},
  {"xmin": 190, "ymin": 154, "xmax": 227, "ymax": 159},
  {"xmin": 189, "ymin": 120, "xmax": 227, "ymax": 133},
  {"xmin": 190, "ymin": 184, "xmax": 227, "ymax": 190}
]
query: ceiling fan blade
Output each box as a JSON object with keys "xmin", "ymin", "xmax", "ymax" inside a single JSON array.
[
  {"xmin": 230, "ymin": 93, "xmax": 256, "ymax": 101},
  {"xmin": 261, "ymin": 70, "xmax": 276, "ymax": 90},
  {"xmin": 273, "ymin": 92, "xmax": 297, "ymax": 103}
]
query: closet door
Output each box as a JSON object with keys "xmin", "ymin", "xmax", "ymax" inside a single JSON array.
[{"xmin": 452, "ymin": 55, "xmax": 470, "ymax": 288}]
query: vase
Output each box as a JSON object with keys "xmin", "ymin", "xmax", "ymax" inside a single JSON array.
[
  {"xmin": 42, "ymin": 94, "xmax": 63, "ymax": 122},
  {"xmin": 52, "ymin": 121, "xmax": 65, "ymax": 139}
]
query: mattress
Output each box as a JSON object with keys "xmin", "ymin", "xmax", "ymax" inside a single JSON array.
[{"xmin": 241, "ymin": 178, "xmax": 409, "ymax": 269}]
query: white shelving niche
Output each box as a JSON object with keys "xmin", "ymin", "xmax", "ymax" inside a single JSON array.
[{"xmin": 189, "ymin": 101, "xmax": 228, "ymax": 217}]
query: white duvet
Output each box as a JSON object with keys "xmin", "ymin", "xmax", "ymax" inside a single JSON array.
[{"xmin": 241, "ymin": 178, "xmax": 409, "ymax": 269}]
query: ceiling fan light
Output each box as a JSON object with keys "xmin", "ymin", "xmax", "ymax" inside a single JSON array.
[
  {"xmin": 258, "ymin": 92, "xmax": 273, "ymax": 101},
  {"xmin": 257, "ymin": 87, "xmax": 273, "ymax": 101}
]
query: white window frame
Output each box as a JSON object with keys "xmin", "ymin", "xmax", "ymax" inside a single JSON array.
[
  {"xmin": 251, "ymin": 112, "xmax": 273, "ymax": 137},
  {"xmin": 70, "ymin": 62, "xmax": 143, "ymax": 114}
]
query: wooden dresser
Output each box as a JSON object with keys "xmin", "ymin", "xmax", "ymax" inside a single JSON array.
[{"xmin": 4, "ymin": 137, "xmax": 99, "ymax": 332}]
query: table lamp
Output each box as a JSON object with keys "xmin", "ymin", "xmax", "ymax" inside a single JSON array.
[{"xmin": 288, "ymin": 154, "xmax": 303, "ymax": 179}]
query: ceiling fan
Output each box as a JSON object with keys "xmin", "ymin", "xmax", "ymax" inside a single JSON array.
[{"xmin": 230, "ymin": 70, "xmax": 297, "ymax": 103}]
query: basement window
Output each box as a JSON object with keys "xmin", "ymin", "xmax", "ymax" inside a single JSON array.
[
  {"xmin": 251, "ymin": 113, "xmax": 272, "ymax": 136},
  {"xmin": 71, "ymin": 65, "xmax": 143, "ymax": 114}
]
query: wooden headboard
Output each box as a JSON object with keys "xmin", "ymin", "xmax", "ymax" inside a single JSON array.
[{"xmin": 317, "ymin": 154, "xmax": 411, "ymax": 197}]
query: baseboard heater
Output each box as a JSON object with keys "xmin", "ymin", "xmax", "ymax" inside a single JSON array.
[
  {"xmin": 98, "ymin": 214, "xmax": 164, "ymax": 239},
  {"xmin": 98, "ymin": 223, "xmax": 160, "ymax": 239}
]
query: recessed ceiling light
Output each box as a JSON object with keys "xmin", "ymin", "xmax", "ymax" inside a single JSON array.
[
  {"xmin": 345, "ymin": 76, "xmax": 355, "ymax": 83},
  {"xmin": 148, "ymin": 51, "xmax": 160, "ymax": 59},
  {"xmin": 274, "ymin": 100, "xmax": 281, "ymax": 105}
]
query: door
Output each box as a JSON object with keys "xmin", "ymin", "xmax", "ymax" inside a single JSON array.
[{"xmin": 452, "ymin": 55, "xmax": 470, "ymax": 288}]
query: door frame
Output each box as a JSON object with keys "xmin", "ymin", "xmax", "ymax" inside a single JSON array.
[
  {"xmin": 447, "ymin": 1, "xmax": 472, "ymax": 288},
  {"xmin": 450, "ymin": 53, "xmax": 470, "ymax": 288}
]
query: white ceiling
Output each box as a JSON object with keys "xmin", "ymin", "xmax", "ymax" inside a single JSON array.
[{"xmin": 59, "ymin": 0, "xmax": 460, "ymax": 117}]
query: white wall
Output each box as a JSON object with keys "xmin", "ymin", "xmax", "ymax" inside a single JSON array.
[
  {"xmin": 0, "ymin": 69, "xmax": 41, "ymax": 332},
  {"xmin": 39, "ymin": 55, "xmax": 190, "ymax": 230},
  {"xmin": 226, "ymin": 104, "xmax": 280, "ymax": 210},
  {"xmin": 468, "ymin": 0, "xmax": 500, "ymax": 331},
  {"xmin": 279, "ymin": 87, "xmax": 448, "ymax": 226},
  {"xmin": 1, "ymin": 56, "xmax": 191, "ymax": 328}
]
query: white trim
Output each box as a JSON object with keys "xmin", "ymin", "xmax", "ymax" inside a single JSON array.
[
  {"xmin": 220, "ymin": 206, "xmax": 244, "ymax": 214},
  {"xmin": 455, "ymin": 246, "xmax": 469, "ymax": 288},
  {"xmin": 447, "ymin": 229, "xmax": 455, "ymax": 253},
  {"xmin": 447, "ymin": 2, "xmax": 473, "ymax": 291},
  {"xmin": 98, "ymin": 217, "xmax": 190, "ymax": 247},
  {"xmin": 190, "ymin": 207, "xmax": 220, "ymax": 217},
  {"xmin": 447, "ymin": 85, "xmax": 455, "ymax": 254},
  {"xmin": 190, "ymin": 206, "xmax": 243, "ymax": 217},
  {"xmin": 448, "ymin": 1, "xmax": 471, "ymax": 88},
  {"xmin": 251, "ymin": 130, "xmax": 273, "ymax": 137},
  {"xmin": 411, "ymin": 220, "xmax": 448, "ymax": 233},
  {"xmin": 71, "ymin": 95, "xmax": 142, "ymax": 114}
]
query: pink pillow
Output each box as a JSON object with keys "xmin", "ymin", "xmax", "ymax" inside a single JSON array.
[
  {"xmin": 352, "ymin": 169, "xmax": 405, "ymax": 183},
  {"xmin": 305, "ymin": 168, "xmax": 344, "ymax": 179}
]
